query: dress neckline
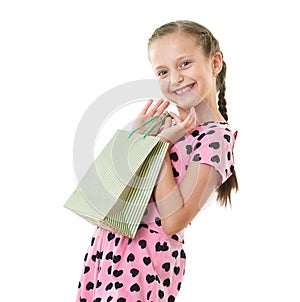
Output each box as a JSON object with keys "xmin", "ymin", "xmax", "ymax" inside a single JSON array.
[{"xmin": 198, "ymin": 120, "xmax": 228, "ymax": 126}]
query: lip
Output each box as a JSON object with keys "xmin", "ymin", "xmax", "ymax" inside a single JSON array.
[{"xmin": 171, "ymin": 83, "xmax": 195, "ymax": 95}]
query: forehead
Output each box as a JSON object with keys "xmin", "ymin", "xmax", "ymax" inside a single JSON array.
[{"xmin": 149, "ymin": 32, "xmax": 203, "ymax": 63}]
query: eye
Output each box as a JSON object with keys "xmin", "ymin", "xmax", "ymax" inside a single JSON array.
[
  {"xmin": 157, "ymin": 70, "xmax": 168, "ymax": 77},
  {"xmin": 180, "ymin": 61, "xmax": 191, "ymax": 68}
]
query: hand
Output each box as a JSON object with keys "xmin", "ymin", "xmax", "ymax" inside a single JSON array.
[
  {"xmin": 131, "ymin": 99, "xmax": 170, "ymax": 135},
  {"xmin": 158, "ymin": 111, "xmax": 197, "ymax": 146}
]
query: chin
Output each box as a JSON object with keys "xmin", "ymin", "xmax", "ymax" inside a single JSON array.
[{"xmin": 168, "ymin": 94, "xmax": 202, "ymax": 110}]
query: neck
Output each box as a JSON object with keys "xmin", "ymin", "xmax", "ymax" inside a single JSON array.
[{"xmin": 193, "ymin": 98, "xmax": 225, "ymax": 124}]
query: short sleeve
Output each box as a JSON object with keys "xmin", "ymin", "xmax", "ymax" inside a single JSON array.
[{"xmin": 191, "ymin": 123, "xmax": 236, "ymax": 186}]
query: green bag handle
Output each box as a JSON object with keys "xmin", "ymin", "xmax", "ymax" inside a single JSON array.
[{"xmin": 128, "ymin": 113, "xmax": 171, "ymax": 139}]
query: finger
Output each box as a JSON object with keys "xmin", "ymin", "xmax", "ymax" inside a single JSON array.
[
  {"xmin": 181, "ymin": 113, "xmax": 191, "ymax": 126},
  {"xmin": 182, "ymin": 113, "xmax": 196, "ymax": 130},
  {"xmin": 147, "ymin": 99, "xmax": 164, "ymax": 115},
  {"xmin": 156, "ymin": 100, "xmax": 170, "ymax": 115},
  {"xmin": 177, "ymin": 106, "xmax": 190, "ymax": 120},
  {"xmin": 168, "ymin": 111, "xmax": 182, "ymax": 124},
  {"xmin": 149, "ymin": 99, "xmax": 170, "ymax": 116},
  {"xmin": 138, "ymin": 99, "xmax": 154, "ymax": 116},
  {"xmin": 163, "ymin": 116, "xmax": 172, "ymax": 128}
]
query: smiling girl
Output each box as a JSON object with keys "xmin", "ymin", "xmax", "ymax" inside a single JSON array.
[{"xmin": 76, "ymin": 20, "xmax": 238, "ymax": 302}]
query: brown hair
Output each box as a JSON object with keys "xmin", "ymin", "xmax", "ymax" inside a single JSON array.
[{"xmin": 148, "ymin": 20, "xmax": 238, "ymax": 207}]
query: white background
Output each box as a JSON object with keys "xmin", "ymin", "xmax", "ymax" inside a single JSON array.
[{"xmin": 1, "ymin": 0, "xmax": 299, "ymax": 301}]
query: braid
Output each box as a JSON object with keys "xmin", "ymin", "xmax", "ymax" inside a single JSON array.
[{"xmin": 217, "ymin": 60, "xmax": 228, "ymax": 121}]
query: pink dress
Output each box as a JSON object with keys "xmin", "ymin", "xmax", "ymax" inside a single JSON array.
[{"xmin": 76, "ymin": 121, "xmax": 236, "ymax": 302}]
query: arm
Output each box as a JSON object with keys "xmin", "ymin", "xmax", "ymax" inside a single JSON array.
[
  {"xmin": 133, "ymin": 100, "xmax": 220, "ymax": 234},
  {"xmin": 153, "ymin": 104, "xmax": 220, "ymax": 235},
  {"xmin": 154, "ymin": 150, "xmax": 220, "ymax": 235}
]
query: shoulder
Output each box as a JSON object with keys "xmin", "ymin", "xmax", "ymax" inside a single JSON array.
[
  {"xmin": 198, "ymin": 120, "xmax": 233, "ymax": 135},
  {"xmin": 172, "ymin": 121, "xmax": 235, "ymax": 152},
  {"xmin": 191, "ymin": 121, "xmax": 234, "ymax": 147},
  {"xmin": 190, "ymin": 121, "xmax": 236, "ymax": 185}
]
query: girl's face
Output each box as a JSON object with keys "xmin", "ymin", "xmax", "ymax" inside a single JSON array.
[{"xmin": 149, "ymin": 31, "xmax": 220, "ymax": 110}]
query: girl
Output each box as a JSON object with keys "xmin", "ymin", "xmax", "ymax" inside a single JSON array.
[{"xmin": 76, "ymin": 20, "xmax": 238, "ymax": 302}]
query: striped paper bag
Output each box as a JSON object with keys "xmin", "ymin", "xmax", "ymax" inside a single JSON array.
[{"xmin": 64, "ymin": 127, "xmax": 169, "ymax": 238}]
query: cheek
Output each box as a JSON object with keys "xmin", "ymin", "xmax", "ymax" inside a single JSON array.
[
  {"xmin": 195, "ymin": 72, "xmax": 214, "ymax": 91},
  {"xmin": 159, "ymin": 80, "xmax": 180, "ymax": 105},
  {"xmin": 159, "ymin": 79, "xmax": 170, "ymax": 96}
]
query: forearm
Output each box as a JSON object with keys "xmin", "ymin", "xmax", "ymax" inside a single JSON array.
[
  {"xmin": 154, "ymin": 149, "xmax": 217, "ymax": 235},
  {"xmin": 154, "ymin": 152, "xmax": 188, "ymax": 234}
]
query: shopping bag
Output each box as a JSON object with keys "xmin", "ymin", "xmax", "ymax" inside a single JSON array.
[{"xmin": 64, "ymin": 114, "xmax": 170, "ymax": 238}]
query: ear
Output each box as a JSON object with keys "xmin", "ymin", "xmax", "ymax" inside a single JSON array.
[{"xmin": 212, "ymin": 52, "xmax": 223, "ymax": 76}]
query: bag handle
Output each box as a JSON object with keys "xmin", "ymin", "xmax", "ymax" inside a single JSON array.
[{"xmin": 128, "ymin": 113, "xmax": 171, "ymax": 139}]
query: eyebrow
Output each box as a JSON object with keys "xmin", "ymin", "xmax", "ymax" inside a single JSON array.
[{"xmin": 176, "ymin": 55, "xmax": 193, "ymax": 62}]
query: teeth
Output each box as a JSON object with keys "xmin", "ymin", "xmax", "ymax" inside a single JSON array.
[{"xmin": 175, "ymin": 86, "xmax": 191, "ymax": 95}]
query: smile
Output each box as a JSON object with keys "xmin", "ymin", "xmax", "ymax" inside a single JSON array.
[{"xmin": 173, "ymin": 84, "xmax": 195, "ymax": 95}]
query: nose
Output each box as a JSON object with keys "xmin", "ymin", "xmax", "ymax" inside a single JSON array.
[{"xmin": 170, "ymin": 70, "xmax": 184, "ymax": 84}]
